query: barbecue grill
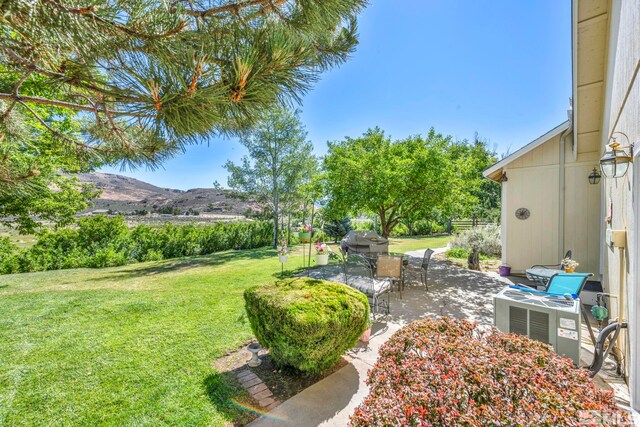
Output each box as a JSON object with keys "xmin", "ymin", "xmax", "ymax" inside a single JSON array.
[{"xmin": 340, "ymin": 230, "xmax": 389, "ymax": 256}]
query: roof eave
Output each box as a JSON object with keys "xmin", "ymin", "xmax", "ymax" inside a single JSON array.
[{"xmin": 483, "ymin": 120, "xmax": 572, "ymax": 182}]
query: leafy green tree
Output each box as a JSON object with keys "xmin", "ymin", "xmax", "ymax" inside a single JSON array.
[
  {"xmin": 448, "ymin": 133, "xmax": 500, "ymax": 221},
  {"xmin": 471, "ymin": 136, "xmax": 501, "ymax": 221},
  {"xmin": 323, "ymin": 217, "xmax": 353, "ymax": 243},
  {"xmin": 225, "ymin": 108, "xmax": 314, "ymax": 247},
  {"xmin": 0, "ymin": 0, "xmax": 366, "ymax": 180},
  {"xmin": 324, "ymin": 127, "xmax": 459, "ymax": 237}
]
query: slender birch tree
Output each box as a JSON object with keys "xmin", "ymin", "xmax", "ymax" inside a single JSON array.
[{"xmin": 225, "ymin": 108, "xmax": 313, "ymax": 247}]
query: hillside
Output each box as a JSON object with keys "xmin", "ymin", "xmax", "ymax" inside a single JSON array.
[{"xmin": 78, "ymin": 173, "xmax": 259, "ymax": 217}]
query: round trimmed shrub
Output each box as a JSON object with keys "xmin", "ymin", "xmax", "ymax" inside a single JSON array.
[
  {"xmin": 350, "ymin": 317, "xmax": 629, "ymax": 426},
  {"xmin": 244, "ymin": 278, "xmax": 370, "ymax": 375}
]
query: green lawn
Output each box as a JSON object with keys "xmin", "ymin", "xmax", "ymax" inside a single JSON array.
[
  {"xmin": 0, "ymin": 236, "xmax": 446, "ymax": 426},
  {"xmin": 388, "ymin": 234, "xmax": 451, "ymax": 253}
]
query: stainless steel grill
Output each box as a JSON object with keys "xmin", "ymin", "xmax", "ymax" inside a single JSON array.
[{"xmin": 340, "ymin": 230, "xmax": 389, "ymax": 255}]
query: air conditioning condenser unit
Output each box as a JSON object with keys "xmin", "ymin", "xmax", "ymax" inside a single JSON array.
[{"xmin": 493, "ymin": 287, "xmax": 582, "ymax": 365}]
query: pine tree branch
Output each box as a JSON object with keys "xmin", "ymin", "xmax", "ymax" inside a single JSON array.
[
  {"xmin": 1, "ymin": 71, "xmax": 32, "ymax": 120},
  {"xmin": 183, "ymin": 0, "xmax": 289, "ymax": 18},
  {"xmin": 0, "ymin": 46, "xmax": 143, "ymax": 102},
  {"xmin": 0, "ymin": 93, "xmax": 150, "ymax": 117},
  {"xmin": 17, "ymin": 101, "xmax": 113, "ymax": 154},
  {"xmin": 44, "ymin": 0, "xmax": 186, "ymax": 40}
]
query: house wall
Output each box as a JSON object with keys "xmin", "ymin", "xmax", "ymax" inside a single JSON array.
[
  {"xmin": 502, "ymin": 134, "xmax": 601, "ymax": 275},
  {"xmin": 503, "ymin": 135, "xmax": 560, "ymax": 272},
  {"xmin": 600, "ymin": 0, "xmax": 639, "ymax": 409}
]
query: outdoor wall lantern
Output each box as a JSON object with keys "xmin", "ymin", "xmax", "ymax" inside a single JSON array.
[
  {"xmin": 600, "ymin": 132, "xmax": 634, "ymax": 179},
  {"xmin": 588, "ymin": 167, "xmax": 601, "ymax": 185},
  {"xmin": 499, "ymin": 171, "xmax": 508, "ymax": 182}
]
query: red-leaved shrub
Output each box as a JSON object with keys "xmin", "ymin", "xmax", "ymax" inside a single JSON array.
[{"xmin": 350, "ymin": 317, "xmax": 629, "ymax": 426}]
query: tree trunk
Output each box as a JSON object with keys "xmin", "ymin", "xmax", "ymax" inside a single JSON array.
[
  {"xmin": 308, "ymin": 203, "xmax": 315, "ymax": 268},
  {"xmin": 378, "ymin": 209, "xmax": 390, "ymax": 238},
  {"xmin": 273, "ymin": 190, "xmax": 279, "ymax": 248},
  {"xmin": 287, "ymin": 212, "xmax": 291, "ymax": 244},
  {"xmin": 301, "ymin": 201, "xmax": 307, "ymax": 225}
]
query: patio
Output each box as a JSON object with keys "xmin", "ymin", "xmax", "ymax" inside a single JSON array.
[{"xmin": 249, "ymin": 248, "xmax": 632, "ymax": 427}]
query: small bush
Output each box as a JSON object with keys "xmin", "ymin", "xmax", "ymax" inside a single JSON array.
[
  {"xmin": 450, "ymin": 224, "xmax": 501, "ymax": 257},
  {"xmin": 411, "ymin": 219, "xmax": 433, "ymax": 235},
  {"xmin": 0, "ymin": 237, "xmax": 19, "ymax": 274},
  {"xmin": 244, "ymin": 278, "xmax": 369, "ymax": 375},
  {"xmin": 389, "ymin": 223, "xmax": 409, "ymax": 237},
  {"xmin": 350, "ymin": 317, "xmax": 628, "ymax": 427},
  {"xmin": 445, "ymin": 247, "xmax": 468, "ymax": 258},
  {"xmin": 430, "ymin": 222, "xmax": 447, "ymax": 234}
]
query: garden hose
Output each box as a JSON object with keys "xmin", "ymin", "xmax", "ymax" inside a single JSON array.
[{"xmin": 589, "ymin": 320, "xmax": 628, "ymax": 377}]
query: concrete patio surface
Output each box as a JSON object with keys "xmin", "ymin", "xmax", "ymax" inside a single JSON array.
[{"xmin": 247, "ymin": 248, "xmax": 631, "ymax": 427}]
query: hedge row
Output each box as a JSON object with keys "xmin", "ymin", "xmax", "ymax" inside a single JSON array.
[
  {"xmin": 350, "ymin": 317, "xmax": 628, "ymax": 426},
  {"xmin": 0, "ymin": 215, "xmax": 273, "ymax": 274}
]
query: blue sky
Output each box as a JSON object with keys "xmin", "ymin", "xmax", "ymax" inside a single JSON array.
[{"xmin": 101, "ymin": 0, "xmax": 572, "ymax": 190}]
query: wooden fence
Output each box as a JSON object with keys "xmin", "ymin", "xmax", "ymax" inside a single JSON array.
[{"xmin": 449, "ymin": 216, "xmax": 496, "ymax": 232}]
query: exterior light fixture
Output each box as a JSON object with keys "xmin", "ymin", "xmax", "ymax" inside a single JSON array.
[
  {"xmin": 588, "ymin": 167, "xmax": 601, "ymax": 185},
  {"xmin": 600, "ymin": 132, "xmax": 634, "ymax": 179},
  {"xmin": 499, "ymin": 171, "xmax": 508, "ymax": 182}
]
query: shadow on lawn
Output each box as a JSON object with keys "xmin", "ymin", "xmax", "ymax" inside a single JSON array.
[
  {"xmin": 203, "ymin": 372, "xmax": 258, "ymax": 426},
  {"xmin": 86, "ymin": 247, "xmax": 278, "ymax": 283}
]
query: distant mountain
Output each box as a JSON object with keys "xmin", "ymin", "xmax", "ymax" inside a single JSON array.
[{"xmin": 77, "ymin": 173, "xmax": 259, "ymax": 216}]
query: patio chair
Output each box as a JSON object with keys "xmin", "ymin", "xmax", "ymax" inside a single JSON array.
[
  {"xmin": 376, "ymin": 253, "xmax": 404, "ymax": 298},
  {"xmin": 344, "ymin": 254, "xmax": 391, "ymax": 314},
  {"xmin": 404, "ymin": 249, "xmax": 434, "ymax": 291},
  {"xmin": 518, "ymin": 272, "xmax": 593, "ymax": 298},
  {"xmin": 530, "ymin": 250, "xmax": 572, "ymax": 270}
]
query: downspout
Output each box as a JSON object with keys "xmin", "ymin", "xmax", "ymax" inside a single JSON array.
[{"xmin": 558, "ymin": 126, "xmax": 572, "ymax": 260}]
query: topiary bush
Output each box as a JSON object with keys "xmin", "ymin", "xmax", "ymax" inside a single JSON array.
[
  {"xmin": 350, "ymin": 317, "xmax": 629, "ymax": 427},
  {"xmin": 244, "ymin": 278, "xmax": 369, "ymax": 375}
]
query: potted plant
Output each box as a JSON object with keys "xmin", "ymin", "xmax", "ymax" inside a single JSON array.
[
  {"xmin": 360, "ymin": 319, "xmax": 373, "ymax": 343},
  {"xmin": 278, "ymin": 240, "xmax": 288, "ymax": 263},
  {"xmin": 498, "ymin": 264, "xmax": 511, "ymax": 277},
  {"xmin": 562, "ymin": 257, "xmax": 579, "ymax": 273},
  {"xmin": 299, "ymin": 224, "xmax": 312, "ymax": 243},
  {"xmin": 315, "ymin": 242, "xmax": 329, "ymax": 265}
]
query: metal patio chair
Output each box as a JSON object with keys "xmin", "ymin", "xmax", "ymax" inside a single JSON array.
[
  {"xmin": 404, "ymin": 248, "xmax": 434, "ymax": 291},
  {"xmin": 530, "ymin": 250, "xmax": 572, "ymax": 270},
  {"xmin": 344, "ymin": 253, "xmax": 391, "ymax": 314},
  {"xmin": 376, "ymin": 253, "xmax": 404, "ymax": 299}
]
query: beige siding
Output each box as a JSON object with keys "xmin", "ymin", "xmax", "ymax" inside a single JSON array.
[
  {"xmin": 508, "ymin": 134, "xmax": 560, "ymax": 169},
  {"xmin": 502, "ymin": 134, "xmax": 601, "ymax": 276},
  {"xmin": 504, "ymin": 165, "xmax": 559, "ymax": 273},
  {"xmin": 563, "ymin": 162, "xmax": 602, "ymax": 275},
  {"xmin": 600, "ymin": 0, "xmax": 640, "ymax": 400}
]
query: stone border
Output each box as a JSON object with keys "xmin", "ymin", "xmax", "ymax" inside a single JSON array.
[{"xmin": 236, "ymin": 369, "xmax": 280, "ymax": 411}]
